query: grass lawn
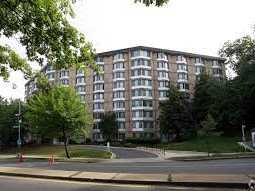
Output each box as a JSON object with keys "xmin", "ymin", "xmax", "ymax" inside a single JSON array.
[
  {"xmin": 0, "ymin": 145, "xmax": 112, "ymax": 159},
  {"xmin": 159, "ymin": 136, "xmax": 243, "ymax": 153}
]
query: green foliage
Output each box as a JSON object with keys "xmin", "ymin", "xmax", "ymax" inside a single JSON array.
[
  {"xmin": 98, "ymin": 112, "xmax": 118, "ymax": 142},
  {"xmin": 0, "ymin": 98, "xmax": 27, "ymax": 149},
  {"xmin": 160, "ymin": 84, "xmax": 193, "ymax": 141},
  {"xmin": 158, "ymin": 136, "xmax": 241, "ymax": 153},
  {"xmin": 0, "ymin": 0, "xmax": 96, "ymax": 79},
  {"xmin": 134, "ymin": 0, "xmax": 169, "ymax": 6},
  {"xmin": 0, "ymin": 45, "xmax": 32, "ymax": 80},
  {"xmin": 219, "ymin": 36, "xmax": 255, "ymax": 74},
  {"xmin": 25, "ymin": 86, "xmax": 92, "ymax": 158},
  {"xmin": 198, "ymin": 114, "xmax": 218, "ymax": 137}
]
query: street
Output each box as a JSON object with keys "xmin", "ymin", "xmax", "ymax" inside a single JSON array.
[
  {"xmin": 0, "ymin": 176, "xmax": 244, "ymax": 191},
  {"xmin": 0, "ymin": 158, "xmax": 255, "ymax": 174}
]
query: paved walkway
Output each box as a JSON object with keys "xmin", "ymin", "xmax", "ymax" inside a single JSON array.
[
  {"xmin": 136, "ymin": 147, "xmax": 208, "ymax": 159},
  {"xmin": 0, "ymin": 166, "xmax": 252, "ymax": 188}
]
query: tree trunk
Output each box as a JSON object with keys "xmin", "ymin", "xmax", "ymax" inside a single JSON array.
[{"xmin": 62, "ymin": 127, "xmax": 70, "ymax": 159}]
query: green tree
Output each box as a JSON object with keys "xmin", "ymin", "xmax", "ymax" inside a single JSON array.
[
  {"xmin": 25, "ymin": 86, "xmax": 92, "ymax": 158},
  {"xmin": 220, "ymin": 34, "xmax": 255, "ymax": 131},
  {"xmin": 192, "ymin": 73, "xmax": 212, "ymax": 126},
  {"xmin": 0, "ymin": 98, "xmax": 27, "ymax": 149},
  {"xmin": 0, "ymin": 0, "xmax": 169, "ymax": 80},
  {"xmin": 219, "ymin": 36, "xmax": 255, "ymax": 74},
  {"xmin": 160, "ymin": 84, "xmax": 193, "ymax": 142},
  {"xmin": 98, "ymin": 112, "xmax": 118, "ymax": 142},
  {"xmin": 198, "ymin": 113, "xmax": 219, "ymax": 156},
  {"xmin": 0, "ymin": 0, "xmax": 96, "ymax": 80}
]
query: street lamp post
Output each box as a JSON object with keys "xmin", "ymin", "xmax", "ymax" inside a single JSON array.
[{"xmin": 12, "ymin": 83, "xmax": 22, "ymax": 148}]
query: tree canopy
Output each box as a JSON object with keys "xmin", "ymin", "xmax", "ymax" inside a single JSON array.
[
  {"xmin": 25, "ymin": 86, "xmax": 92, "ymax": 158},
  {"xmin": 0, "ymin": 0, "xmax": 169, "ymax": 80},
  {"xmin": 98, "ymin": 112, "xmax": 118, "ymax": 142},
  {"xmin": 160, "ymin": 84, "xmax": 193, "ymax": 141}
]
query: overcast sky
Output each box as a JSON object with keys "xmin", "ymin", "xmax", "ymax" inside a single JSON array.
[{"xmin": 1, "ymin": 0, "xmax": 255, "ymax": 100}]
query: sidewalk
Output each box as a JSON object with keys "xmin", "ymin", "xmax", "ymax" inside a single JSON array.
[
  {"xmin": 136, "ymin": 147, "xmax": 255, "ymax": 161},
  {"xmin": 0, "ymin": 154, "xmax": 108, "ymax": 163},
  {"xmin": 0, "ymin": 166, "xmax": 252, "ymax": 189}
]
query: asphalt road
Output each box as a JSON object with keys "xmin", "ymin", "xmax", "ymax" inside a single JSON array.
[
  {"xmin": 1, "ymin": 158, "xmax": 254, "ymax": 174},
  {"xmin": 0, "ymin": 176, "xmax": 244, "ymax": 191},
  {"xmin": 85, "ymin": 145, "xmax": 158, "ymax": 158}
]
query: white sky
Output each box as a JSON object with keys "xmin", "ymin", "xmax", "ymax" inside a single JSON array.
[{"xmin": 1, "ymin": 0, "xmax": 255, "ymax": 100}]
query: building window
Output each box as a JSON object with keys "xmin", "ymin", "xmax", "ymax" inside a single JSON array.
[
  {"xmin": 94, "ymin": 75, "xmax": 104, "ymax": 82},
  {"xmin": 94, "ymin": 84, "xmax": 104, "ymax": 91},
  {"xmin": 159, "ymin": 90, "xmax": 168, "ymax": 98},
  {"xmin": 115, "ymin": 112, "xmax": 125, "ymax": 119},
  {"xmin": 132, "ymin": 121, "xmax": 143, "ymax": 129},
  {"xmin": 76, "ymin": 86, "xmax": 85, "ymax": 93},
  {"xmin": 131, "ymin": 59, "xmax": 151, "ymax": 67},
  {"xmin": 46, "ymin": 65, "xmax": 54, "ymax": 71},
  {"xmin": 196, "ymin": 66, "xmax": 205, "ymax": 74},
  {"xmin": 113, "ymin": 81, "xmax": 125, "ymax": 89},
  {"xmin": 177, "ymin": 83, "xmax": 189, "ymax": 90},
  {"xmin": 131, "ymin": 69, "xmax": 151, "ymax": 77},
  {"xmin": 213, "ymin": 68, "xmax": 222, "ymax": 75},
  {"xmin": 93, "ymin": 112, "xmax": 104, "ymax": 119},
  {"xmin": 157, "ymin": 52, "xmax": 167, "ymax": 60},
  {"xmin": 94, "ymin": 93, "xmax": 104, "ymax": 100},
  {"xmin": 131, "ymin": 50, "xmax": 150, "ymax": 58},
  {"xmin": 93, "ymin": 103, "xmax": 104, "ymax": 110},
  {"xmin": 96, "ymin": 57, "xmax": 103, "ymax": 62},
  {"xmin": 178, "ymin": 73, "xmax": 188, "ymax": 80},
  {"xmin": 158, "ymin": 71, "xmax": 169, "ymax": 78},
  {"xmin": 157, "ymin": 61, "xmax": 168, "ymax": 69},
  {"xmin": 117, "ymin": 122, "xmax": 125, "ymax": 129},
  {"xmin": 113, "ymin": 101, "xmax": 125, "ymax": 109},
  {"xmin": 132, "ymin": 100, "xmax": 152, "ymax": 107},
  {"xmin": 113, "ymin": 72, "xmax": 125, "ymax": 79},
  {"xmin": 113, "ymin": 53, "xmax": 124, "ymax": 61},
  {"xmin": 177, "ymin": 64, "xmax": 187, "ymax": 71},
  {"xmin": 80, "ymin": 95, "xmax": 85, "ymax": 102},
  {"xmin": 61, "ymin": 79, "xmax": 69, "ymax": 85},
  {"xmin": 158, "ymin": 80, "xmax": 169, "ymax": 88},
  {"xmin": 113, "ymin": 91, "xmax": 125, "ymax": 99},
  {"xmin": 132, "ymin": 79, "xmax": 152, "ymax": 87},
  {"xmin": 76, "ymin": 76, "xmax": 85, "ymax": 84},
  {"xmin": 195, "ymin": 57, "xmax": 203, "ymax": 63},
  {"xmin": 132, "ymin": 89, "xmax": 152, "ymax": 97},
  {"xmin": 47, "ymin": 73, "xmax": 55, "ymax": 80},
  {"xmin": 113, "ymin": 62, "xmax": 125, "ymax": 70},
  {"xmin": 176, "ymin": 55, "xmax": 185, "ymax": 61},
  {"xmin": 59, "ymin": 70, "xmax": 69, "ymax": 78}
]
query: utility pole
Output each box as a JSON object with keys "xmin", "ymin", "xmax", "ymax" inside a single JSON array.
[{"xmin": 18, "ymin": 100, "xmax": 21, "ymax": 148}]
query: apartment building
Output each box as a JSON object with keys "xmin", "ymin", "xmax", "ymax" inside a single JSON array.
[{"xmin": 25, "ymin": 46, "xmax": 225, "ymax": 141}]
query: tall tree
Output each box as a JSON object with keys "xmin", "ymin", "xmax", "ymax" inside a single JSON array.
[
  {"xmin": 25, "ymin": 86, "xmax": 92, "ymax": 158},
  {"xmin": 192, "ymin": 73, "xmax": 212, "ymax": 127},
  {"xmin": 160, "ymin": 84, "xmax": 193, "ymax": 142},
  {"xmin": 220, "ymin": 34, "xmax": 255, "ymax": 130},
  {"xmin": 0, "ymin": 98, "xmax": 26, "ymax": 149},
  {"xmin": 0, "ymin": 0, "xmax": 169, "ymax": 80},
  {"xmin": 198, "ymin": 113, "xmax": 219, "ymax": 156},
  {"xmin": 98, "ymin": 112, "xmax": 118, "ymax": 142},
  {"xmin": 0, "ymin": 0, "xmax": 96, "ymax": 80}
]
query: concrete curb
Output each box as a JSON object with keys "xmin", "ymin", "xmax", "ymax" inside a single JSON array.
[
  {"xmin": 170, "ymin": 154, "xmax": 255, "ymax": 161},
  {"xmin": 0, "ymin": 171, "xmax": 248, "ymax": 189},
  {"xmin": 0, "ymin": 156, "xmax": 109, "ymax": 163}
]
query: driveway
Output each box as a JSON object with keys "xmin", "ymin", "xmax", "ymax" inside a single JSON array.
[{"xmin": 84, "ymin": 145, "xmax": 158, "ymax": 159}]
